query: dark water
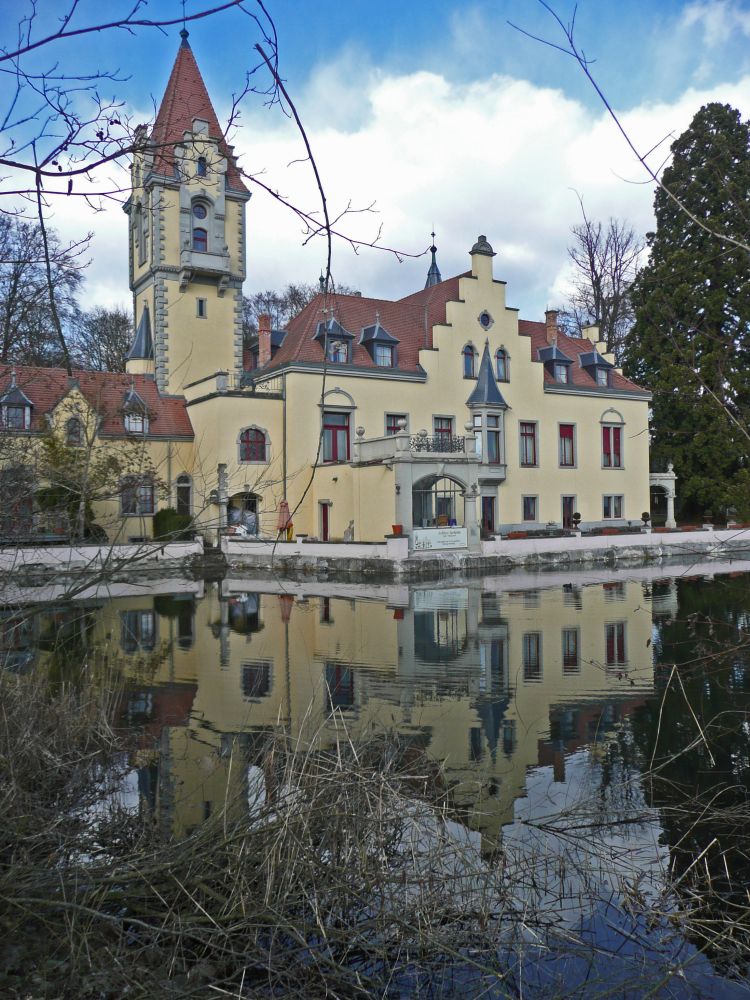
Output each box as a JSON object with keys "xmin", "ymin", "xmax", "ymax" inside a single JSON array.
[{"xmin": 5, "ymin": 560, "xmax": 750, "ymax": 996}]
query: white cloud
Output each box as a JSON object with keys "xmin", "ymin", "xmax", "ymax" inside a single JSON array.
[
  {"xmin": 682, "ymin": 0, "xmax": 750, "ymax": 47},
  {"xmin": 49, "ymin": 62, "xmax": 750, "ymax": 324}
]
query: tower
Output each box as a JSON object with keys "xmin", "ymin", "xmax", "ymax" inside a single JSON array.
[{"xmin": 125, "ymin": 30, "xmax": 250, "ymax": 394}]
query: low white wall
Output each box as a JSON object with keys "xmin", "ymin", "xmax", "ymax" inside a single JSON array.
[
  {"xmin": 0, "ymin": 540, "xmax": 202, "ymax": 572},
  {"xmin": 223, "ymin": 536, "xmax": 409, "ymax": 561},
  {"xmin": 480, "ymin": 527, "xmax": 750, "ymax": 558}
]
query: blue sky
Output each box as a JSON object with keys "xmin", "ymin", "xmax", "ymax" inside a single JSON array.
[{"xmin": 7, "ymin": 0, "xmax": 750, "ymax": 316}]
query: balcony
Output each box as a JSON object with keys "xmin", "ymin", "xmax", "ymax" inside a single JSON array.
[{"xmin": 410, "ymin": 434, "xmax": 465, "ymax": 454}]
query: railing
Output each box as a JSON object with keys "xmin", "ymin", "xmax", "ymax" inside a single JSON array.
[
  {"xmin": 220, "ymin": 373, "xmax": 284, "ymax": 396},
  {"xmin": 410, "ymin": 434, "xmax": 465, "ymax": 454}
]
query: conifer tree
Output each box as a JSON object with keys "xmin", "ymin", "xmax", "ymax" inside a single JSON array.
[{"xmin": 626, "ymin": 103, "xmax": 750, "ymax": 518}]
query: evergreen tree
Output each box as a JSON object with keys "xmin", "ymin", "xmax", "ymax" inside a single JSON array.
[{"xmin": 626, "ymin": 103, "xmax": 750, "ymax": 518}]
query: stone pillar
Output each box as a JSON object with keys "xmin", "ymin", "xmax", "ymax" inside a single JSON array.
[
  {"xmin": 463, "ymin": 487, "xmax": 481, "ymax": 551},
  {"xmin": 666, "ymin": 490, "xmax": 676, "ymax": 530}
]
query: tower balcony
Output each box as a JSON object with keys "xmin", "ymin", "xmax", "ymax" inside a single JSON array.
[{"xmin": 179, "ymin": 244, "xmax": 232, "ymax": 293}]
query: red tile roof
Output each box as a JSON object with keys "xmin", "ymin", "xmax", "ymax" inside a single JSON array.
[
  {"xmin": 0, "ymin": 366, "xmax": 193, "ymax": 438},
  {"xmin": 518, "ymin": 321, "xmax": 647, "ymax": 393},
  {"xmin": 150, "ymin": 35, "xmax": 248, "ymax": 193},
  {"xmin": 263, "ymin": 276, "xmax": 463, "ymax": 374},
  {"xmin": 260, "ymin": 276, "xmax": 646, "ymax": 394}
]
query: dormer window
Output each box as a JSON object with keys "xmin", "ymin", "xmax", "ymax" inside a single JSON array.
[
  {"xmin": 123, "ymin": 388, "xmax": 149, "ymax": 435},
  {"xmin": 0, "ymin": 376, "xmax": 32, "ymax": 430},
  {"xmin": 124, "ymin": 412, "xmax": 148, "ymax": 434},
  {"xmin": 554, "ymin": 363, "xmax": 569, "ymax": 383},
  {"xmin": 314, "ymin": 318, "xmax": 354, "ymax": 363},
  {"xmin": 596, "ymin": 368, "xmax": 609, "ymax": 387},
  {"xmin": 579, "ymin": 349, "xmax": 614, "ymax": 387},
  {"xmin": 327, "ymin": 340, "xmax": 349, "ymax": 363},
  {"xmin": 359, "ymin": 316, "xmax": 399, "ymax": 368},
  {"xmin": 374, "ymin": 344, "xmax": 393, "ymax": 367}
]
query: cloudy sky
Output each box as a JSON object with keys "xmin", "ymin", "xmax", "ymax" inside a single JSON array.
[{"xmin": 8, "ymin": 0, "xmax": 750, "ymax": 320}]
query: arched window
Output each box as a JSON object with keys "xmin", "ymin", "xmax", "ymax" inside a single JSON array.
[
  {"xmin": 176, "ymin": 474, "xmax": 192, "ymax": 516},
  {"xmin": 462, "ymin": 344, "xmax": 476, "ymax": 378},
  {"xmin": 196, "ymin": 156, "xmax": 207, "ymax": 177},
  {"xmin": 192, "ymin": 201, "xmax": 209, "ymax": 252},
  {"xmin": 192, "ymin": 227, "xmax": 208, "ymax": 253},
  {"xmin": 496, "ymin": 349, "xmax": 509, "ymax": 382},
  {"xmin": 65, "ymin": 417, "xmax": 83, "ymax": 447},
  {"xmin": 239, "ymin": 428, "xmax": 267, "ymax": 463}
]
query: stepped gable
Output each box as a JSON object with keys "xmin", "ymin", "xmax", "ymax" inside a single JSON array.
[
  {"xmin": 150, "ymin": 32, "xmax": 248, "ymax": 193},
  {"xmin": 264, "ymin": 274, "xmax": 463, "ymax": 373},
  {"xmin": 518, "ymin": 321, "xmax": 647, "ymax": 393},
  {"xmin": 0, "ymin": 366, "xmax": 193, "ymax": 438}
]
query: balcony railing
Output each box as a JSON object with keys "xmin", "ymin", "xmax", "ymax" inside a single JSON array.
[{"xmin": 410, "ymin": 434, "xmax": 465, "ymax": 454}]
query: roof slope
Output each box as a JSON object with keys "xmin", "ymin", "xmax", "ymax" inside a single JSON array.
[
  {"xmin": 0, "ymin": 366, "xmax": 193, "ymax": 438},
  {"xmin": 150, "ymin": 32, "xmax": 247, "ymax": 192},
  {"xmin": 264, "ymin": 276, "xmax": 463, "ymax": 374},
  {"xmin": 518, "ymin": 321, "xmax": 647, "ymax": 394}
]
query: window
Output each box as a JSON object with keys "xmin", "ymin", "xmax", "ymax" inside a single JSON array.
[
  {"xmin": 462, "ymin": 344, "xmax": 476, "ymax": 378},
  {"xmin": 596, "ymin": 368, "xmax": 609, "ymax": 387},
  {"xmin": 605, "ymin": 622, "xmax": 627, "ymax": 666},
  {"xmin": 176, "ymin": 474, "xmax": 191, "ymax": 517},
  {"xmin": 242, "ymin": 661, "xmax": 272, "ymax": 698},
  {"xmin": 2, "ymin": 405, "xmax": 29, "ymax": 429},
  {"xmin": 433, "ymin": 416, "xmax": 453, "ymax": 446},
  {"xmin": 519, "ymin": 421, "xmax": 537, "ymax": 466},
  {"xmin": 120, "ymin": 610, "xmax": 156, "ymax": 652},
  {"xmin": 192, "ymin": 202, "xmax": 208, "ymax": 220},
  {"xmin": 385, "ymin": 413, "xmax": 407, "ymax": 435},
  {"xmin": 562, "ymin": 628, "xmax": 580, "ymax": 672},
  {"xmin": 473, "ymin": 414, "xmax": 482, "ymax": 457},
  {"xmin": 602, "ymin": 425, "xmax": 622, "ymax": 468},
  {"xmin": 523, "ymin": 633, "xmax": 542, "ymax": 681},
  {"xmin": 487, "ymin": 414, "xmax": 501, "ymax": 464},
  {"xmin": 559, "ymin": 424, "xmax": 575, "ymax": 467},
  {"xmin": 197, "ymin": 156, "xmax": 207, "ymax": 177},
  {"xmin": 479, "ymin": 311, "xmax": 493, "ymax": 330},
  {"xmin": 603, "ymin": 495, "xmax": 623, "ymax": 519},
  {"xmin": 374, "ymin": 344, "xmax": 394, "ymax": 367},
  {"xmin": 554, "ymin": 363, "xmax": 569, "ymax": 383},
  {"xmin": 326, "ymin": 340, "xmax": 349, "ymax": 363},
  {"xmin": 326, "ymin": 662, "xmax": 355, "ymax": 710},
  {"xmin": 522, "ymin": 495, "xmax": 537, "ymax": 521},
  {"xmin": 197, "ymin": 298, "xmax": 207, "ymax": 318},
  {"xmin": 124, "ymin": 411, "xmax": 148, "ymax": 434},
  {"xmin": 496, "ymin": 349, "xmax": 509, "ymax": 382},
  {"xmin": 323, "ymin": 411, "xmax": 350, "ymax": 462},
  {"xmin": 192, "ymin": 227, "xmax": 208, "ymax": 252},
  {"xmin": 65, "ymin": 417, "xmax": 83, "ymax": 447},
  {"xmin": 239, "ymin": 428, "xmax": 267, "ymax": 463},
  {"xmin": 121, "ymin": 478, "xmax": 155, "ymax": 516}
]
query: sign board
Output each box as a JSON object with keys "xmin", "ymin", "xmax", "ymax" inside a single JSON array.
[
  {"xmin": 411, "ymin": 527, "xmax": 468, "ymax": 551},
  {"xmin": 413, "ymin": 587, "xmax": 469, "ymax": 611}
]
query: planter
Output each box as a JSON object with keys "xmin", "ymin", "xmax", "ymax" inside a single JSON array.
[
  {"xmin": 391, "ymin": 524, "xmax": 403, "ymax": 536},
  {"xmin": 506, "ymin": 531, "xmax": 528, "ymax": 540},
  {"xmin": 392, "ymin": 608, "xmax": 405, "ymax": 620}
]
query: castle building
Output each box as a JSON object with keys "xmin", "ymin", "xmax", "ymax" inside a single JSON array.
[{"xmin": 0, "ymin": 33, "xmax": 653, "ymax": 546}]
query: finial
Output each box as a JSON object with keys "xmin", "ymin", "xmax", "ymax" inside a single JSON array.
[
  {"xmin": 180, "ymin": 27, "xmax": 190, "ymax": 45},
  {"xmin": 375, "ymin": 310, "xmax": 380, "ymax": 326},
  {"xmin": 319, "ymin": 272, "xmax": 325, "ymax": 294},
  {"xmin": 10, "ymin": 368, "xmax": 16, "ymax": 387},
  {"xmin": 424, "ymin": 230, "xmax": 442, "ymax": 288}
]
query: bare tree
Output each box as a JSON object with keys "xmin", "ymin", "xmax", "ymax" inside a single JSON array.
[
  {"xmin": 560, "ymin": 203, "xmax": 643, "ymax": 362},
  {"xmin": 71, "ymin": 306, "xmax": 131, "ymax": 372},
  {"xmin": 242, "ymin": 281, "xmax": 360, "ymax": 339}
]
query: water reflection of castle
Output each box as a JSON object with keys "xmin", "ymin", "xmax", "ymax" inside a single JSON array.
[{"xmin": 2, "ymin": 571, "xmax": 687, "ymax": 843}]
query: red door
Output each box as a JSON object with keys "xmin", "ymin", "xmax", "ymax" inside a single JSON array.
[{"xmin": 320, "ymin": 503, "xmax": 329, "ymax": 541}]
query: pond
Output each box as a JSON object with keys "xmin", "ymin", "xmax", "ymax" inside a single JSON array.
[{"xmin": 3, "ymin": 560, "xmax": 750, "ymax": 997}]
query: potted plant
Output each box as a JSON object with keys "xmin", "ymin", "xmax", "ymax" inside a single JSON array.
[
  {"xmin": 572, "ymin": 512, "xmax": 582, "ymax": 529},
  {"xmin": 391, "ymin": 524, "xmax": 403, "ymax": 536}
]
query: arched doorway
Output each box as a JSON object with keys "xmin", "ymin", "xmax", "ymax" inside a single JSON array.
[{"xmin": 412, "ymin": 475, "xmax": 466, "ymax": 528}]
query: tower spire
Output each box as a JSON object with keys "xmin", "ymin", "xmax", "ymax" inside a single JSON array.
[{"xmin": 425, "ymin": 230, "xmax": 442, "ymax": 288}]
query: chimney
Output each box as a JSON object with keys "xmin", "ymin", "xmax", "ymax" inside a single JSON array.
[
  {"xmin": 545, "ymin": 309, "xmax": 559, "ymax": 346},
  {"xmin": 258, "ymin": 313, "xmax": 272, "ymax": 368}
]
